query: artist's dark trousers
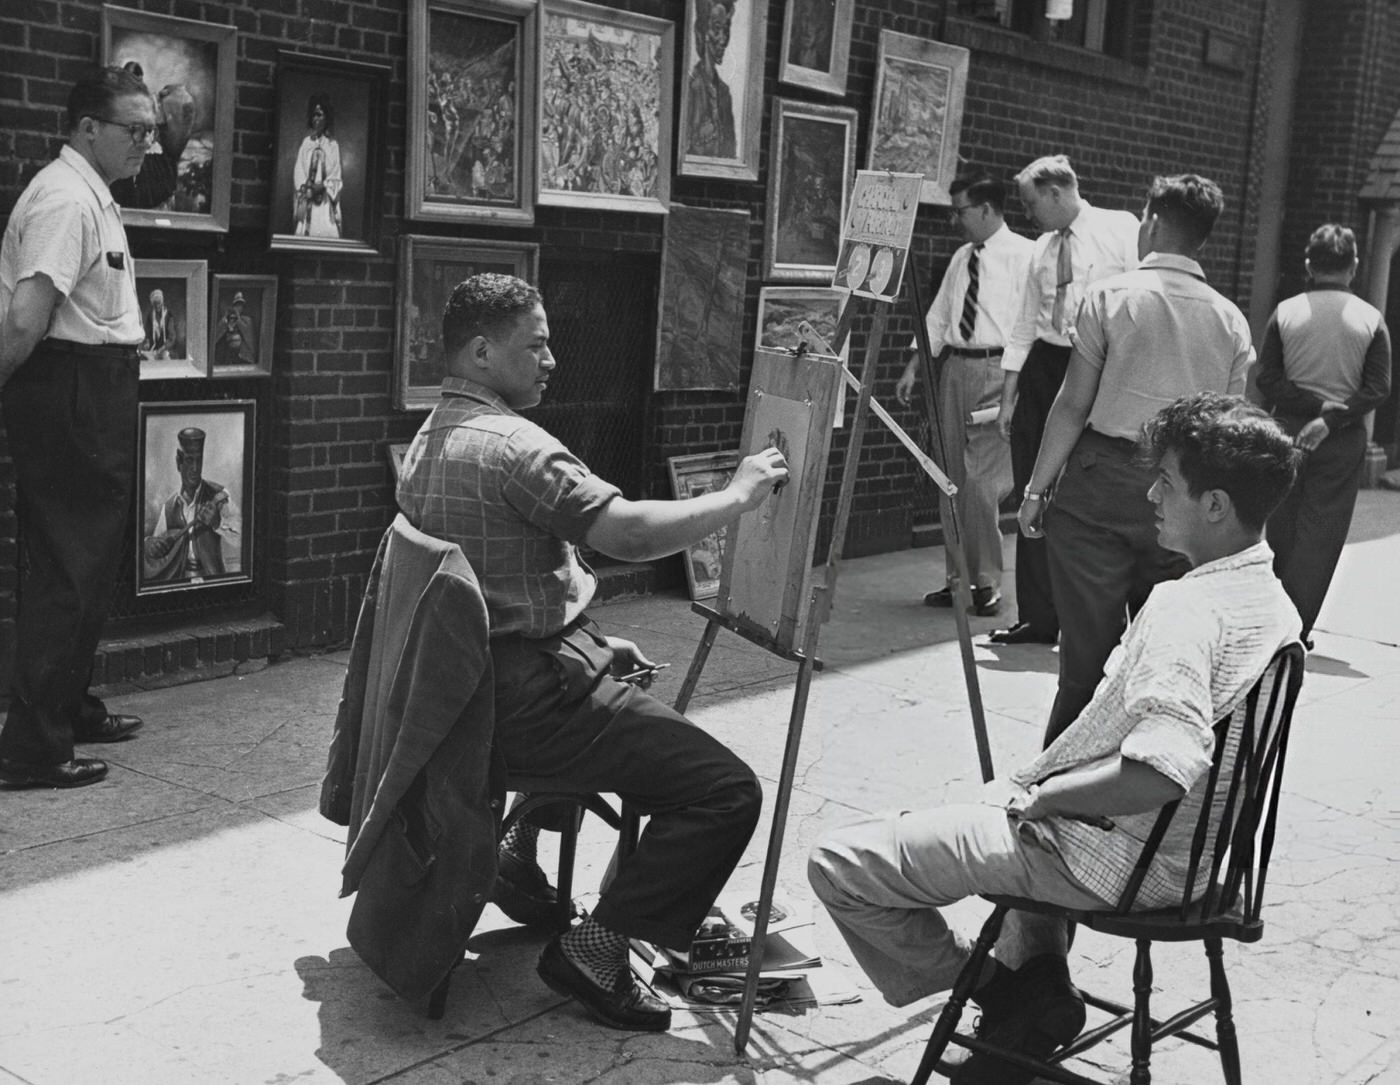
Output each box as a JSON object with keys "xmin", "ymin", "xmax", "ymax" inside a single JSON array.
[
  {"xmin": 0, "ymin": 346, "xmax": 139, "ymax": 764},
  {"xmin": 1267, "ymin": 417, "xmax": 1368, "ymax": 638},
  {"xmin": 1009, "ymin": 340, "xmax": 1071, "ymax": 637},
  {"xmin": 490, "ymin": 618, "xmax": 762, "ymax": 949},
  {"xmin": 1042, "ymin": 429, "xmax": 1191, "ymax": 744}
]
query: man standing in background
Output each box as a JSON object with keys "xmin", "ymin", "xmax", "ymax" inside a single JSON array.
[
  {"xmin": 0, "ymin": 67, "xmax": 155, "ymax": 789},
  {"xmin": 991, "ymin": 155, "xmax": 1139, "ymax": 646},
  {"xmin": 897, "ymin": 174, "xmax": 1033, "ymax": 618}
]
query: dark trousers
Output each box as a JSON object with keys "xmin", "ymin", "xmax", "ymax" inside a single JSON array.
[
  {"xmin": 0, "ymin": 345, "xmax": 139, "ymax": 764},
  {"xmin": 1042, "ymin": 429, "xmax": 1191, "ymax": 743},
  {"xmin": 1267, "ymin": 418, "xmax": 1368, "ymax": 637},
  {"xmin": 1009, "ymin": 340, "xmax": 1071, "ymax": 636},
  {"xmin": 489, "ymin": 619, "xmax": 762, "ymax": 949}
]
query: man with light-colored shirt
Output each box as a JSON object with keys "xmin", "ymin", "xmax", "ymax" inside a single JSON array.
[
  {"xmin": 896, "ymin": 174, "xmax": 1034, "ymax": 617},
  {"xmin": 396, "ymin": 273, "xmax": 788, "ymax": 1033},
  {"xmin": 808, "ymin": 393, "xmax": 1301, "ymax": 1085},
  {"xmin": 1019, "ymin": 174, "xmax": 1254, "ymax": 743},
  {"xmin": 991, "ymin": 155, "xmax": 1139, "ymax": 646},
  {"xmin": 0, "ymin": 67, "xmax": 156, "ymax": 790}
]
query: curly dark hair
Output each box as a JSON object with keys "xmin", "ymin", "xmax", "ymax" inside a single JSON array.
[
  {"xmin": 1138, "ymin": 392, "xmax": 1299, "ymax": 531},
  {"xmin": 441, "ymin": 273, "xmax": 543, "ymax": 357}
]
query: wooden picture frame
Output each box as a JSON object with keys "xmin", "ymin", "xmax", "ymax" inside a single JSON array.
[
  {"xmin": 208, "ymin": 274, "xmax": 276, "ymax": 379},
  {"xmin": 102, "ymin": 4, "xmax": 236, "ymax": 233},
  {"xmin": 777, "ymin": 0, "xmax": 854, "ymax": 97},
  {"xmin": 763, "ymin": 98, "xmax": 858, "ymax": 282},
  {"xmin": 868, "ymin": 31, "xmax": 970, "ymax": 206},
  {"xmin": 269, "ymin": 52, "xmax": 390, "ymax": 254},
  {"xmin": 394, "ymin": 235, "xmax": 540, "ymax": 410},
  {"xmin": 667, "ymin": 451, "xmax": 740, "ymax": 601},
  {"xmin": 407, "ymin": 0, "xmax": 538, "ymax": 225},
  {"xmin": 134, "ymin": 258, "xmax": 207, "ymax": 380},
  {"xmin": 539, "ymin": 0, "xmax": 673, "ymax": 214},
  {"xmin": 756, "ymin": 285, "xmax": 851, "ymax": 427},
  {"xmin": 718, "ymin": 347, "xmax": 842, "ymax": 653},
  {"xmin": 677, "ymin": 0, "xmax": 769, "ymax": 181},
  {"xmin": 137, "ymin": 399, "xmax": 255, "ymax": 596}
]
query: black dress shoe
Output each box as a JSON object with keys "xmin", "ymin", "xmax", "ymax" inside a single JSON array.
[
  {"xmin": 73, "ymin": 714, "xmax": 143, "ymax": 744},
  {"xmin": 987, "ymin": 621, "xmax": 1057, "ymax": 645},
  {"xmin": 969, "ymin": 586, "xmax": 1002, "ymax": 617},
  {"xmin": 0, "ymin": 756, "xmax": 108, "ymax": 789},
  {"xmin": 923, "ymin": 586, "xmax": 954, "ymax": 608},
  {"xmin": 952, "ymin": 954, "xmax": 1086, "ymax": 1085},
  {"xmin": 492, "ymin": 849, "xmax": 568, "ymax": 929},
  {"xmin": 536, "ymin": 936, "xmax": 672, "ymax": 1031}
]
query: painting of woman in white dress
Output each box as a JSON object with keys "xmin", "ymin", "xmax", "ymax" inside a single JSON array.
[{"xmin": 293, "ymin": 93, "xmax": 342, "ymax": 238}]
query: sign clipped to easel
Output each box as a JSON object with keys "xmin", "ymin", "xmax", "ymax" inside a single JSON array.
[
  {"xmin": 833, "ymin": 171, "xmax": 922, "ymax": 302},
  {"xmin": 716, "ymin": 346, "xmax": 842, "ymax": 654}
]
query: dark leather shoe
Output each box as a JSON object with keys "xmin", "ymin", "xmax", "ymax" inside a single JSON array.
[
  {"xmin": 492, "ymin": 849, "xmax": 567, "ymax": 929},
  {"xmin": 988, "ymin": 621, "xmax": 1057, "ymax": 645},
  {"xmin": 969, "ymin": 586, "xmax": 1002, "ymax": 617},
  {"xmin": 536, "ymin": 936, "xmax": 671, "ymax": 1031},
  {"xmin": 952, "ymin": 954, "xmax": 1086, "ymax": 1085},
  {"xmin": 73, "ymin": 713, "xmax": 143, "ymax": 743},
  {"xmin": 0, "ymin": 756, "xmax": 108, "ymax": 789},
  {"xmin": 923, "ymin": 586, "xmax": 954, "ymax": 608}
]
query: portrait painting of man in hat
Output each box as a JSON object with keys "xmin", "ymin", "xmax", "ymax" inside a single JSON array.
[{"xmin": 142, "ymin": 424, "xmax": 243, "ymax": 584}]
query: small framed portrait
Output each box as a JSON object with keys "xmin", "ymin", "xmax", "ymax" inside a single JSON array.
[
  {"xmin": 667, "ymin": 451, "xmax": 739, "ymax": 600},
  {"xmin": 394, "ymin": 235, "xmax": 540, "ymax": 410},
  {"xmin": 539, "ymin": 0, "xmax": 673, "ymax": 214},
  {"xmin": 763, "ymin": 98, "xmax": 858, "ymax": 282},
  {"xmin": 134, "ymin": 258, "xmax": 207, "ymax": 380},
  {"xmin": 269, "ymin": 51, "xmax": 390, "ymax": 254},
  {"xmin": 137, "ymin": 399, "xmax": 255, "ymax": 596},
  {"xmin": 868, "ymin": 31, "xmax": 971, "ymax": 206},
  {"xmin": 777, "ymin": 0, "xmax": 854, "ymax": 97},
  {"xmin": 102, "ymin": 4, "xmax": 236, "ymax": 233},
  {"xmin": 407, "ymin": 0, "xmax": 537, "ymax": 225},
  {"xmin": 208, "ymin": 274, "xmax": 276, "ymax": 378},
  {"xmin": 756, "ymin": 285, "xmax": 851, "ymax": 426},
  {"xmin": 677, "ymin": 0, "xmax": 769, "ymax": 181}
]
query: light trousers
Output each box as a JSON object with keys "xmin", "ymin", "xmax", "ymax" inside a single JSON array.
[{"xmin": 937, "ymin": 354, "xmax": 1013, "ymax": 589}]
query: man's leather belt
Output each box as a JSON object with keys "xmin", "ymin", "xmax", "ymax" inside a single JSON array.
[
  {"xmin": 40, "ymin": 338, "xmax": 140, "ymax": 359},
  {"xmin": 947, "ymin": 346, "xmax": 1004, "ymax": 359}
]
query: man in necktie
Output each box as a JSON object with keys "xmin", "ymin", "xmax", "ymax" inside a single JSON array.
[
  {"xmin": 896, "ymin": 174, "xmax": 1034, "ymax": 617},
  {"xmin": 991, "ymin": 155, "xmax": 1140, "ymax": 647}
]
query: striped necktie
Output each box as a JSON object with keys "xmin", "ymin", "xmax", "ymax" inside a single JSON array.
[
  {"xmin": 959, "ymin": 243, "xmax": 983, "ymax": 343},
  {"xmin": 1051, "ymin": 227, "xmax": 1073, "ymax": 332}
]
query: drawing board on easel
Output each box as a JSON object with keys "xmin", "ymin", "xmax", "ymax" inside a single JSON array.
[{"xmin": 716, "ymin": 346, "xmax": 842, "ymax": 654}]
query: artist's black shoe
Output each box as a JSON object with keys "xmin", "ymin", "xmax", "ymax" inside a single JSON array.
[
  {"xmin": 492, "ymin": 850, "xmax": 567, "ymax": 929},
  {"xmin": 537, "ymin": 936, "xmax": 671, "ymax": 1031},
  {"xmin": 951, "ymin": 955, "xmax": 1086, "ymax": 1085}
]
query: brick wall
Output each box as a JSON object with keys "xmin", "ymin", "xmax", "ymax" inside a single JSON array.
[{"xmin": 0, "ymin": 0, "xmax": 1310, "ymax": 665}]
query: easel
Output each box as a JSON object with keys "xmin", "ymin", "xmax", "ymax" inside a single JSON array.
[{"xmin": 671, "ymin": 238, "xmax": 995, "ymax": 1054}]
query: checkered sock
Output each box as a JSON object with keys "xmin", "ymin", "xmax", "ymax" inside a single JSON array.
[
  {"xmin": 500, "ymin": 811, "xmax": 540, "ymax": 863},
  {"xmin": 559, "ymin": 915, "xmax": 629, "ymax": 989}
]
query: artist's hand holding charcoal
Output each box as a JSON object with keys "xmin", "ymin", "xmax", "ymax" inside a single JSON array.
[
  {"xmin": 604, "ymin": 636, "xmax": 659, "ymax": 687},
  {"xmin": 728, "ymin": 446, "xmax": 789, "ymax": 509}
]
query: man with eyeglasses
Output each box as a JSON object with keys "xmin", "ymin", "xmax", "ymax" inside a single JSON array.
[
  {"xmin": 0, "ymin": 66, "xmax": 156, "ymax": 790},
  {"xmin": 896, "ymin": 174, "xmax": 1034, "ymax": 618}
]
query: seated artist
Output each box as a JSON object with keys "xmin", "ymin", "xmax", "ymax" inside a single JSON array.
[
  {"xmin": 807, "ymin": 393, "xmax": 1302, "ymax": 1084},
  {"xmin": 395, "ymin": 273, "xmax": 788, "ymax": 1032}
]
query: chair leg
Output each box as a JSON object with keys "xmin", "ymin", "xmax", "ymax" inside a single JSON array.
[
  {"xmin": 1129, "ymin": 939, "xmax": 1154, "ymax": 1085},
  {"xmin": 1205, "ymin": 938, "xmax": 1242, "ymax": 1085},
  {"xmin": 554, "ymin": 800, "xmax": 581, "ymax": 932},
  {"xmin": 910, "ymin": 903, "xmax": 1010, "ymax": 1085}
]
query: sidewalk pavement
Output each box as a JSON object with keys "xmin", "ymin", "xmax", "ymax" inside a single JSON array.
[{"xmin": 3, "ymin": 491, "xmax": 1397, "ymax": 1085}]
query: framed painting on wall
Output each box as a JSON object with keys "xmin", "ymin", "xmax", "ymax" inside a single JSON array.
[
  {"xmin": 101, "ymin": 4, "xmax": 236, "ymax": 232},
  {"xmin": 407, "ymin": 0, "xmax": 537, "ymax": 225},
  {"xmin": 868, "ymin": 31, "xmax": 970, "ymax": 206},
  {"xmin": 655, "ymin": 203, "xmax": 750, "ymax": 392},
  {"xmin": 539, "ymin": 0, "xmax": 673, "ymax": 214},
  {"xmin": 667, "ymin": 451, "xmax": 740, "ymax": 601},
  {"xmin": 134, "ymin": 258, "xmax": 207, "ymax": 380},
  {"xmin": 137, "ymin": 399, "xmax": 255, "ymax": 596},
  {"xmin": 777, "ymin": 0, "xmax": 854, "ymax": 97},
  {"xmin": 677, "ymin": 0, "xmax": 768, "ymax": 181},
  {"xmin": 269, "ymin": 52, "xmax": 390, "ymax": 254},
  {"xmin": 763, "ymin": 98, "xmax": 858, "ymax": 282},
  {"xmin": 208, "ymin": 274, "xmax": 276, "ymax": 378},
  {"xmin": 756, "ymin": 285, "xmax": 851, "ymax": 426},
  {"xmin": 394, "ymin": 235, "xmax": 540, "ymax": 410}
]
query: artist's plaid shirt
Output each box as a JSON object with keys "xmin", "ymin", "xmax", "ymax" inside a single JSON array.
[
  {"xmin": 1012, "ymin": 543, "xmax": 1300, "ymax": 909},
  {"xmin": 396, "ymin": 378, "xmax": 620, "ymax": 638}
]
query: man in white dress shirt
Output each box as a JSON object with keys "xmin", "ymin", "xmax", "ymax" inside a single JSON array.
[
  {"xmin": 991, "ymin": 156, "xmax": 1139, "ymax": 646},
  {"xmin": 897, "ymin": 174, "xmax": 1034, "ymax": 616}
]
